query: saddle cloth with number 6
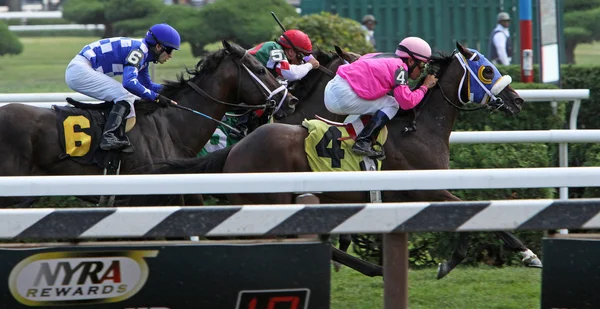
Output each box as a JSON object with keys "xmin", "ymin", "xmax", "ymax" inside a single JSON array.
[
  {"xmin": 302, "ymin": 117, "xmax": 388, "ymax": 172},
  {"xmin": 54, "ymin": 105, "xmax": 110, "ymax": 167}
]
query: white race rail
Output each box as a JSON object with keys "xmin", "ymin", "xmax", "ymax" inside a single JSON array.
[
  {"xmin": 9, "ymin": 24, "xmax": 105, "ymax": 31},
  {"xmin": 0, "ymin": 166, "xmax": 598, "ymax": 196},
  {"xmin": 0, "ymin": 11, "xmax": 62, "ymax": 19}
]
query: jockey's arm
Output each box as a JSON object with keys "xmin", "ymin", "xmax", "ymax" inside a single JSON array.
[
  {"xmin": 393, "ymin": 84, "xmax": 429, "ymax": 110},
  {"xmin": 277, "ymin": 61, "xmax": 313, "ymax": 81},
  {"xmin": 122, "ymin": 65, "xmax": 159, "ymax": 101},
  {"xmin": 137, "ymin": 66, "xmax": 162, "ymax": 93}
]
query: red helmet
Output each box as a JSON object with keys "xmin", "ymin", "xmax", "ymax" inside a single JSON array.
[{"xmin": 278, "ymin": 30, "xmax": 312, "ymax": 54}]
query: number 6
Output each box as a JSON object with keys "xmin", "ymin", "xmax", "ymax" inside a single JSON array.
[{"xmin": 127, "ymin": 50, "xmax": 143, "ymax": 65}]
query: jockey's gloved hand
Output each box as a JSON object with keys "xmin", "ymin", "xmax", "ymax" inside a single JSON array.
[{"xmin": 155, "ymin": 95, "xmax": 173, "ymax": 108}]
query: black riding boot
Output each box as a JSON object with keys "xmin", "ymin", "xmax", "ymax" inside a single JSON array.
[
  {"xmin": 99, "ymin": 101, "xmax": 134, "ymax": 153},
  {"xmin": 352, "ymin": 110, "xmax": 390, "ymax": 159}
]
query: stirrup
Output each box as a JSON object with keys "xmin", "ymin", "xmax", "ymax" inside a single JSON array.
[
  {"xmin": 352, "ymin": 143, "xmax": 383, "ymax": 158},
  {"xmin": 100, "ymin": 134, "xmax": 131, "ymax": 151}
]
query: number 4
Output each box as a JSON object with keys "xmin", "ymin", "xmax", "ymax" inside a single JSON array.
[
  {"xmin": 315, "ymin": 127, "xmax": 345, "ymax": 168},
  {"xmin": 395, "ymin": 67, "xmax": 407, "ymax": 85}
]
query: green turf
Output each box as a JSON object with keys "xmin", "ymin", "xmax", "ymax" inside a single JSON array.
[
  {"xmin": 574, "ymin": 42, "xmax": 600, "ymax": 66},
  {"xmin": 331, "ymin": 265, "xmax": 541, "ymax": 309}
]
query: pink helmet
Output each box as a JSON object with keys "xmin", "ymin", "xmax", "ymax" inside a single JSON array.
[{"xmin": 395, "ymin": 37, "xmax": 432, "ymax": 62}]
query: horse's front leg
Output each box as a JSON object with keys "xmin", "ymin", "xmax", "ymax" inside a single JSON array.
[
  {"xmin": 409, "ymin": 190, "xmax": 473, "ymax": 279},
  {"xmin": 494, "ymin": 231, "xmax": 542, "ymax": 268},
  {"xmin": 421, "ymin": 191, "xmax": 542, "ymax": 278},
  {"xmin": 333, "ymin": 234, "xmax": 352, "ymax": 272}
]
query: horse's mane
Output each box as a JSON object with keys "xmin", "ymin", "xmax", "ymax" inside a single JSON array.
[
  {"xmin": 422, "ymin": 51, "xmax": 455, "ymax": 82},
  {"xmin": 412, "ymin": 51, "xmax": 454, "ymax": 88},
  {"xmin": 133, "ymin": 48, "xmax": 230, "ymax": 115},
  {"xmin": 161, "ymin": 48, "xmax": 229, "ymax": 98},
  {"xmin": 396, "ymin": 51, "xmax": 455, "ymax": 119}
]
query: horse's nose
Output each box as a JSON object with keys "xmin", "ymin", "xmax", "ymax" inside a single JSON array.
[
  {"xmin": 274, "ymin": 110, "xmax": 287, "ymax": 120},
  {"xmin": 288, "ymin": 95, "xmax": 299, "ymax": 108},
  {"xmin": 515, "ymin": 97, "xmax": 524, "ymax": 107}
]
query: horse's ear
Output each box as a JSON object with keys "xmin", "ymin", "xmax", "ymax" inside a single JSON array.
[
  {"xmin": 334, "ymin": 45, "xmax": 358, "ymax": 63},
  {"xmin": 334, "ymin": 45, "xmax": 344, "ymax": 57},
  {"xmin": 222, "ymin": 40, "xmax": 232, "ymax": 52},
  {"xmin": 456, "ymin": 41, "xmax": 473, "ymax": 58}
]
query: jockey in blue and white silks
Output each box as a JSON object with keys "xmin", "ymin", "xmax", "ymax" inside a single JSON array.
[{"xmin": 65, "ymin": 23, "xmax": 180, "ymax": 153}]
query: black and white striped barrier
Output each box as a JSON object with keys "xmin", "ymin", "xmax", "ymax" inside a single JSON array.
[{"xmin": 2, "ymin": 199, "xmax": 600, "ymax": 240}]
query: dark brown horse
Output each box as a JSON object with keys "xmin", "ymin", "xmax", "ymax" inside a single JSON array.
[
  {"xmin": 0, "ymin": 40, "xmax": 295, "ymax": 208},
  {"xmin": 133, "ymin": 42, "xmax": 542, "ymax": 278}
]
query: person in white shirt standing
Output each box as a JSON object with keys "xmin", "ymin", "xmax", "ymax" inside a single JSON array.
[
  {"xmin": 488, "ymin": 12, "xmax": 513, "ymax": 65},
  {"xmin": 361, "ymin": 14, "xmax": 377, "ymax": 49}
]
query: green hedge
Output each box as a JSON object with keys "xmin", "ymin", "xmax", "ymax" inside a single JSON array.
[
  {"xmin": 499, "ymin": 64, "xmax": 600, "ymax": 130},
  {"xmin": 500, "ymin": 64, "xmax": 600, "ymax": 199},
  {"xmin": 0, "ymin": 21, "xmax": 23, "ymax": 55},
  {"xmin": 282, "ymin": 12, "xmax": 376, "ymax": 56}
]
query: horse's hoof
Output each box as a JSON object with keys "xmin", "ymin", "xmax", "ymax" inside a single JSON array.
[
  {"xmin": 523, "ymin": 256, "xmax": 543, "ymax": 268},
  {"xmin": 436, "ymin": 261, "xmax": 455, "ymax": 280},
  {"xmin": 333, "ymin": 261, "xmax": 342, "ymax": 272}
]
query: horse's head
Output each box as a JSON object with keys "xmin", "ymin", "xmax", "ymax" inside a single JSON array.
[
  {"xmin": 441, "ymin": 42, "xmax": 523, "ymax": 115},
  {"xmin": 220, "ymin": 40, "xmax": 297, "ymax": 117}
]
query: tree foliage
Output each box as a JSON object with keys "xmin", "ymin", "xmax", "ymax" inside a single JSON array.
[
  {"xmin": 186, "ymin": 0, "xmax": 298, "ymax": 56},
  {"xmin": 62, "ymin": 0, "xmax": 164, "ymax": 37},
  {"xmin": 282, "ymin": 12, "xmax": 376, "ymax": 55},
  {"xmin": 564, "ymin": 0, "xmax": 600, "ymax": 11},
  {"xmin": 563, "ymin": 0, "xmax": 600, "ymax": 63},
  {"xmin": 0, "ymin": 21, "xmax": 23, "ymax": 56}
]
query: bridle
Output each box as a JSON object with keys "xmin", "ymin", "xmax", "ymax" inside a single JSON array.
[
  {"xmin": 435, "ymin": 50, "xmax": 506, "ymax": 113},
  {"xmin": 182, "ymin": 50, "xmax": 288, "ymax": 134},
  {"xmin": 405, "ymin": 50, "xmax": 509, "ymax": 132}
]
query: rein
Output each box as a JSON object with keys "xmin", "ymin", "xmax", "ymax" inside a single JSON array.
[
  {"xmin": 403, "ymin": 51, "xmax": 490, "ymax": 132},
  {"xmin": 180, "ymin": 51, "xmax": 289, "ymax": 133},
  {"xmin": 317, "ymin": 65, "xmax": 335, "ymax": 77}
]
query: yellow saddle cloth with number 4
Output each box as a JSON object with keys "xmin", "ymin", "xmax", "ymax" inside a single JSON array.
[{"xmin": 302, "ymin": 115, "xmax": 388, "ymax": 172}]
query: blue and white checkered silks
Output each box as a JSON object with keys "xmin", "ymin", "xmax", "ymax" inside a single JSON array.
[
  {"xmin": 455, "ymin": 48, "xmax": 512, "ymax": 105},
  {"xmin": 79, "ymin": 37, "xmax": 150, "ymax": 77}
]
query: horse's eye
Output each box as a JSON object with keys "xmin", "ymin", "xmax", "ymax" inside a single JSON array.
[
  {"xmin": 483, "ymin": 66, "xmax": 494, "ymax": 79},
  {"xmin": 258, "ymin": 68, "xmax": 266, "ymax": 75},
  {"xmin": 477, "ymin": 65, "xmax": 494, "ymax": 84}
]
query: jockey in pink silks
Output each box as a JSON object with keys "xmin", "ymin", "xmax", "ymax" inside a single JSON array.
[{"xmin": 324, "ymin": 36, "xmax": 439, "ymax": 159}]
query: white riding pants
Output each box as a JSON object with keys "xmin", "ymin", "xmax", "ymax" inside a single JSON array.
[
  {"xmin": 65, "ymin": 55, "xmax": 137, "ymax": 118},
  {"xmin": 324, "ymin": 75, "xmax": 399, "ymax": 119}
]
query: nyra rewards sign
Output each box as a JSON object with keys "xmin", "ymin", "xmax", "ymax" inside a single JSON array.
[{"xmin": 8, "ymin": 250, "xmax": 158, "ymax": 306}]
